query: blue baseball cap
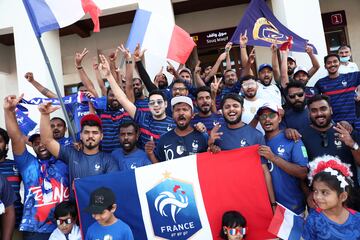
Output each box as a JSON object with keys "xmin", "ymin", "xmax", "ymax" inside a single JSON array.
[{"xmin": 258, "ymin": 64, "xmax": 273, "ymax": 73}]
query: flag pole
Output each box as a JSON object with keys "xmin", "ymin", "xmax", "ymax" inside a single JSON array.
[{"xmin": 35, "ymin": 36, "xmax": 77, "ymax": 142}]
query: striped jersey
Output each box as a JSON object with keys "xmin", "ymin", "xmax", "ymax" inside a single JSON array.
[{"xmin": 314, "ymin": 72, "xmax": 360, "ymax": 130}]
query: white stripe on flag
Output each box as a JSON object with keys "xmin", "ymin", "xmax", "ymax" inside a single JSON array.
[
  {"xmin": 278, "ymin": 208, "xmax": 294, "ymax": 239},
  {"xmin": 135, "ymin": 155, "xmax": 212, "ymax": 239},
  {"xmin": 45, "ymin": 0, "xmax": 84, "ymax": 27}
]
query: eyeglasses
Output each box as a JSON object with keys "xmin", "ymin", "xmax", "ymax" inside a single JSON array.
[
  {"xmin": 148, "ymin": 99, "xmax": 164, "ymax": 106},
  {"xmin": 320, "ymin": 132, "xmax": 328, "ymax": 147},
  {"xmin": 259, "ymin": 112, "xmax": 277, "ymax": 121},
  {"xmin": 225, "ymin": 226, "xmax": 246, "ymax": 236},
  {"xmin": 288, "ymin": 92, "xmax": 304, "ymax": 99},
  {"xmin": 173, "ymin": 87, "xmax": 187, "ymax": 92},
  {"xmin": 56, "ymin": 218, "xmax": 73, "ymax": 226},
  {"xmin": 242, "ymin": 81, "xmax": 257, "ymax": 88}
]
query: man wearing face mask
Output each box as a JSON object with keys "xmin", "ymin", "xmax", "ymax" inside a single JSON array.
[{"xmin": 338, "ymin": 45, "xmax": 359, "ymax": 74}]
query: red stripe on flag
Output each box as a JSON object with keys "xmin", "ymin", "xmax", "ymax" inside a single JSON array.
[
  {"xmin": 196, "ymin": 145, "xmax": 275, "ymax": 239},
  {"xmin": 100, "ymin": 113, "xmax": 130, "ymax": 120},
  {"xmin": 324, "ymin": 86, "xmax": 356, "ymax": 96},
  {"xmin": 167, "ymin": 25, "xmax": 196, "ymax": 64},
  {"xmin": 81, "ymin": 0, "xmax": 101, "ymax": 32},
  {"xmin": 140, "ymin": 128, "xmax": 160, "ymax": 139},
  {"xmin": 268, "ymin": 204, "xmax": 286, "ymax": 236},
  {"xmin": 7, "ymin": 176, "xmax": 21, "ymax": 182}
]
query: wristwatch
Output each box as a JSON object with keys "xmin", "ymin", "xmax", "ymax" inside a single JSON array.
[{"xmin": 352, "ymin": 142, "xmax": 359, "ymax": 151}]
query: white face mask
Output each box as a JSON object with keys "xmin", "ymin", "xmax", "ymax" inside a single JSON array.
[{"xmin": 340, "ymin": 56, "xmax": 351, "ymax": 63}]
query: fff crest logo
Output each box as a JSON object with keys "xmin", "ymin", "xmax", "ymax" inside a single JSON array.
[{"xmin": 146, "ymin": 173, "xmax": 202, "ymax": 239}]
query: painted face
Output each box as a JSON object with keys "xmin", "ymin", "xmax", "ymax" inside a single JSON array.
[
  {"xmin": 56, "ymin": 214, "xmax": 75, "ymax": 235},
  {"xmin": 258, "ymin": 109, "xmax": 280, "ymax": 133},
  {"xmin": 241, "ymin": 79, "xmax": 258, "ymax": 99},
  {"xmin": 148, "ymin": 94, "xmax": 167, "ymax": 119},
  {"xmin": 287, "ymin": 87, "xmax": 305, "ymax": 111},
  {"xmin": 325, "ymin": 56, "xmax": 340, "ymax": 75},
  {"xmin": 287, "ymin": 59, "xmax": 297, "ymax": 75},
  {"xmin": 313, "ymin": 180, "xmax": 347, "ymax": 211},
  {"xmin": 133, "ymin": 78, "xmax": 144, "ymax": 98},
  {"xmin": 294, "ymin": 71, "xmax": 309, "ymax": 85},
  {"xmin": 80, "ymin": 126, "xmax": 103, "ymax": 150},
  {"xmin": 51, "ymin": 119, "xmax": 66, "ymax": 140},
  {"xmin": 179, "ymin": 71, "xmax": 192, "ymax": 84},
  {"xmin": 119, "ymin": 125, "xmax": 138, "ymax": 153},
  {"xmin": 32, "ymin": 136, "xmax": 51, "ymax": 160},
  {"xmin": 107, "ymin": 89, "xmax": 120, "ymax": 110},
  {"xmin": 195, "ymin": 91, "xmax": 212, "ymax": 114},
  {"xmin": 224, "ymin": 71, "xmax": 238, "ymax": 87},
  {"xmin": 173, "ymin": 103, "xmax": 193, "ymax": 130},
  {"xmin": 258, "ymin": 68, "xmax": 273, "ymax": 86},
  {"xmin": 172, "ymin": 82, "xmax": 188, "ymax": 97},
  {"xmin": 309, "ymin": 100, "xmax": 332, "ymax": 129},
  {"xmin": 222, "ymin": 98, "xmax": 243, "ymax": 125}
]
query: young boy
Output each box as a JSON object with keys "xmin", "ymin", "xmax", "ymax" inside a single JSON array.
[
  {"xmin": 85, "ymin": 187, "xmax": 134, "ymax": 240},
  {"xmin": 49, "ymin": 201, "xmax": 81, "ymax": 240}
]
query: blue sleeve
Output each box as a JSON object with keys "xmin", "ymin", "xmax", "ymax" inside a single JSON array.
[
  {"xmin": 314, "ymin": 81, "xmax": 322, "ymax": 94},
  {"xmin": 13, "ymin": 149, "xmax": 36, "ymax": 172},
  {"xmin": 0, "ymin": 175, "xmax": 16, "ymax": 207},
  {"xmin": 302, "ymin": 212, "xmax": 317, "ymax": 240},
  {"xmin": 58, "ymin": 145, "xmax": 75, "ymax": 164},
  {"xmin": 291, "ymin": 140, "xmax": 308, "ymax": 167}
]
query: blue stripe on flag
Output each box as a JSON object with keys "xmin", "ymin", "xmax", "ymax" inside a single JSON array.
[
  {"xmin": 288, "ymin": 214, "xmax": 304, "ymax": 240},
  {"xmin": 74, "ymin": 171, "xmax": 147, "ymax": 239},
  {"xmin": 23, "ymin": 0, "xmax": 60, "ymax": 37},
  {"xmin": 125, "ymin": 9, "xmax": 152, "ymax": 53}
]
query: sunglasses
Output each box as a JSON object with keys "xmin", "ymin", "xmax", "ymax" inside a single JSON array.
[
  {"xmin": 259, "ymin": 112, "xmax": 277, "ymax": 121},
  {"xmin": 148, "ymin": 99, "xmax": 164, "ymax": 106},
  {"xmin": 56, "ymin": 218, "xmax": 73, "ymax": 226},
  {"xmin": 225, "ymin": 226, "xmax": 246, "ymax": 236},
  {"xmin": 288, "ymin": 92, "xmax": 304, "ymax": 99}
]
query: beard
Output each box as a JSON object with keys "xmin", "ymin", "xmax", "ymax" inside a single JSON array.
[
  {"xmin": 291, "ymin": 101, "xmax": 306, "ymax": 112},
  {"xmin": 310, "ymin": 116, "xmax": 332, "ymax": 129},
  {"xmin": 224, "ymin": 114, "xmax": 242, "ymax": 125}
]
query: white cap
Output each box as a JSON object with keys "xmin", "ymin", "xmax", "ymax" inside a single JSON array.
[
  {"xmin": 288, "ymin": 56, "xmax": 296, "ymax": 63},
  {"xmin": 256, "ymin": 102, "xmax": 279, "ymax": 115},
  {"xmin": 171, "ymin": 96, "xmax": 194, "ymax": 111},
  {"xmin": 293, "ymin": 66, "xmax": 309, "ymax": 76}
]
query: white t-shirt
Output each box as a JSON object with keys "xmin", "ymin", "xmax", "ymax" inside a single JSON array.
[
  {"xmin": 339, "ymin": 62, "xmax": 359, "ymax": 74},
  {"xmin": 242, "ymin": 98, "xmax": 266, "ymax": 134},
  {"xmin": 256, "ymin": 82, "xmax": 282, "ymax": 108}
]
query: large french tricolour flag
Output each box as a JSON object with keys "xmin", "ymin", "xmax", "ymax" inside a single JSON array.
[
  {"xmin": 126, "ymin": 0, "xmax": 196, "ymax": 67},
  {"xmin": 23, "ymin": 0, "xmax": 101, "ymax": 37},
  {"xmin": 268, "ymin": 203, "xmax": 304, "ymax": 240},
  {"xmin": 74, "ymin": 146, "xmax": 275, "ymax": 239}
]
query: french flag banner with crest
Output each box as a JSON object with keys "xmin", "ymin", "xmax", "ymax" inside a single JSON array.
[{"xmin": 74, "ymin": 145, "xmax": 275, "ymax": 239}]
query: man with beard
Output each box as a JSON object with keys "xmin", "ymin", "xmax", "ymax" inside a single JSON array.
[
  {"xmin": 0, "ymin": 128, "xmax": 21, "ymax": 237},
  {"xmin": 99, "ymin": 54, "xmax": 175, "ymax": 149},
  {"xmin": 207, "ymin": 93, "xmax": 276, "ymax": 209},
  {"xmin": 256, "ymin": 64, "xmax": 282, "ymax": 108},
  {"xmin": 314, "ymin": 54, "xmax": 360, "ymax": 131},
  {"xmin": 146, "ymin": 96, "xmax": 207, "ymax": 162},
  {"xmin": 286, "ymin": 45, "xmax": 319, "ymax": 79},
  {"xmin": 50, "ymin": 117, "xmax": 72, "ymax": 146},
  {"xmin": 257, "ymin": 103, "xmax": 308, "ymax": 215},
  {"xmin": 191, "ymin": 86, "xmax": 224, "ymax": 133},
  {"xmin": 40, "ymin": 106, "xmax": 119, "ymax": 192},
  {"xmin": 241, "ymin": 75, "xmax": 266, "ymax": 134},
  {"xmin": 301, "ymin": 95, "xmax": 360, "ymax": 186},
  {"xmin": 111, "ymin": 121, "xmax": 151, "ymax": 170},
  {"xmin": 4, "ymin": 95, "xmax": 69, "ymax": 240}
]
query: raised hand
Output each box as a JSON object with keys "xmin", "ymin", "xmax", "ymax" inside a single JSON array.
[
  {"xmin": 4, "ymin": 94, "xmax": 24, "ymax": 112},
  {"xmin": 305, "ymin": 44, "xmax": 314, "ymax": 55},
  {"xmin": 166, "ymin": 61, "xmax": 176, "ymax": 76},
  {"xmin": 247, "ymin": 48, "xmax": 256, "ymax": 65},
  {"xmin": 225, "ymin": 42, "xmax": 233, "ymax": 53},
  {"xmin": 194, "ymin": 61, "xmax": 201, "ymax": 75},
  {"xmin": 208, "ymin": 123, "xmax": 223, "ymax": 145},
  {"xmin": 98, "ymin": 54, "xmax": 111, "ymax": 77},
  {"xmin": 118, "ymin": 44, "xmax": 131, "ymax": 60},
  {"xmin": 109, "ymin": 47, "xmax": 120, "ymax": 63},
  {"xmin": 133, "ymin": 43, "xmax": 146, "ymax": 62},
  {"xmin": 38, "ymin": 102, "xmax": 60, "ymax": 115},
  {"xmin": 75, "ymin": 48, "xmax": 89, "ymax": 68},
  {"xmin": 24, "ymin": 72, "xmax": 34, "ymax": 83},
  {"xmin": 270, "ymin": 43, "xmax": 278, "ymax": 53},
  {"xmin": 210, "ymin": 75, "xmax": 221, "ymax": 94},
  {"xmin": 239, "ymin": 29, "xmax": 248, "ymax": 46},
  {"xmin": 92, "ymin": 57, "xmax": 99, "ymax": 70}
]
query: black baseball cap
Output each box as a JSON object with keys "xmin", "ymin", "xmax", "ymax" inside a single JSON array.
[{"xmin": 85, "ymin": 187, "xmax": 115, "ymax": 214}]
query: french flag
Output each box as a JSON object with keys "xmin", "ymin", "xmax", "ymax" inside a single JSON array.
[
  {"xmin": 268, "ymin": 203, "xmax": 304, "ymax": 240},
  {"xmin": 22, "ymin": 0, "xmax": 101, "ymax": 37},
  {"xmin": 74, "ymin": 146, "xmax": 275, "ymax": 239},
  {"xmin": 126, "ymin": 1, "xmax": 196, "ymax": 66}
]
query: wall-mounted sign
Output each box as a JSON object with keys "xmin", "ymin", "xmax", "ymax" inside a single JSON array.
[
  {"xmin": 191, "ymin": 27, "xmax": 236, "ymax": 49},
  {"xmin": 322, "ymin": 10, "xmax": 347, "ymax": 29}
]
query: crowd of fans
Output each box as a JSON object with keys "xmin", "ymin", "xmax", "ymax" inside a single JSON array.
[{"xmin": 0, "ymin": 32, "xmax": 360, "ymax": 239}]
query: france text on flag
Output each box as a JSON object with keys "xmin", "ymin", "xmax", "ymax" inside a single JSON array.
[
  {"xmin": 23, "ymin": 0, "xmax": 101, "ymax": 37},
  {"xmin": 230, "ymin": 0, "xmax": 317, "ymax": 54},
  {"xmin": 268, "ymin": 202, "xmax": 305, "ymax": 240},
  {"xmin": 74, "ymin": 145, "xmax": 276, "ymax": 239}
]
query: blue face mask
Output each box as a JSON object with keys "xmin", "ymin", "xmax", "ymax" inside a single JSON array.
[{"xmin": 340, "ymin": 56, "xmax": 351, "ymax": 63}]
